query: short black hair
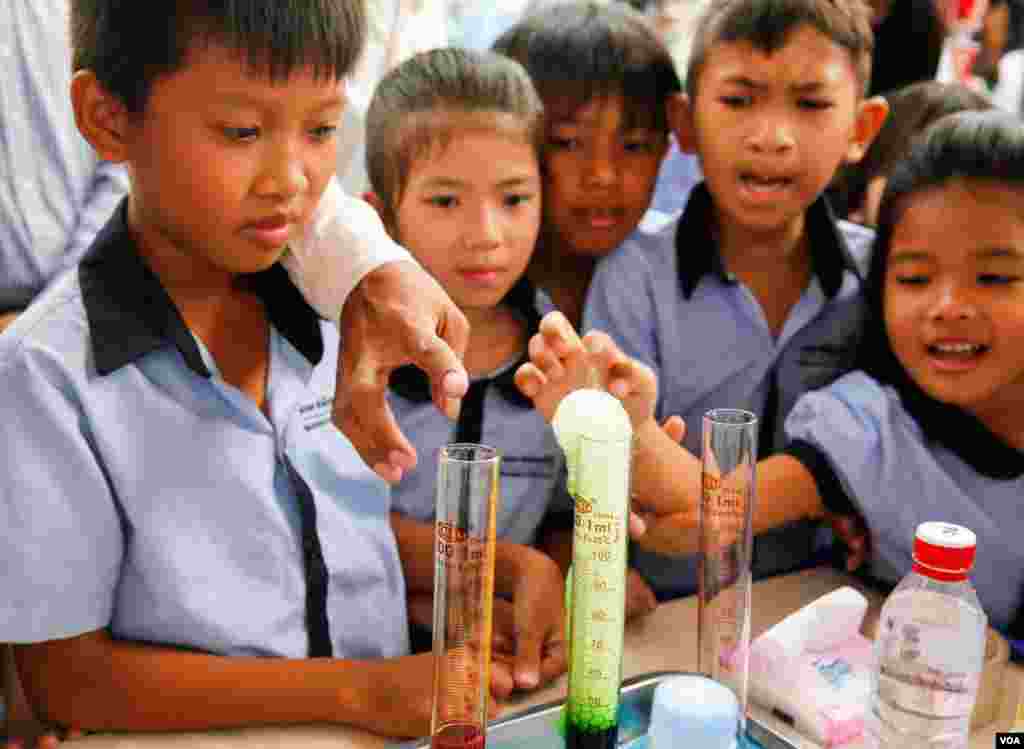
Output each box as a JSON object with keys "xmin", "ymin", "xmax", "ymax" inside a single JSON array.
[
  {"xmin": 365, "ymin": 47, "xmax": 544, "ymax": 227},
  {"xmin": 72, "ymin": 0, "xmax": 366, "ymax": 113},
  {"xmin": 686, "ymin": 0, "xmax": 874, "ymax": 98},
  {"xmin": 492, "ymin": 1, "xmax": 681, "ymax": 133},
  {"xmin": 830, "ymin": 81, "xmax": 993, "ymax": 218},
  {"xmin": 859, "ymin": 110, "xmax": 1024, "ymax": 392}
]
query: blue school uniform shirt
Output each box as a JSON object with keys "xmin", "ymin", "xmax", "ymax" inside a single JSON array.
[
  {"xmin": 783, "ymin": 371, "xmax": 1024, "ymax": 655},
  {"xmin": 387, "ymin": 280, "xmax": 569, "ymax": 546},
  {"xmin": 0, "ymin": 202, "xmax": 409, "ymax": 659},
  {"xmin": 584, "ymin": 183, "xmax": 875, "ymax": 598}
]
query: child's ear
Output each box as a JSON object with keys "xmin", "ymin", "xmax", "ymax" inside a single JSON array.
[
  {"xmin": 844, "ymin": 95, "xmax": 889, "ymax": 164},
  {"xmin": 70, "ymin": 70, "xmax": 131, "ymax": 163},
  {"xmin": 666, "ymin": 93, "xmax": 698, "ymax": 154}
]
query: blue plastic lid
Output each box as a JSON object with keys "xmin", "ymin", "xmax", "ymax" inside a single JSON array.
[{"xmin": 648, "ymin": 675, "xmax": 739, "ymax": 749}]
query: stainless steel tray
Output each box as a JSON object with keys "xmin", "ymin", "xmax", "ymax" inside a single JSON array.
[{"xmin": 389, "ymin": 671, "xmax": 798, "ymax": 749}]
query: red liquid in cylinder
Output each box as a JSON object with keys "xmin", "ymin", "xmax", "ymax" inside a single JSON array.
[{"xmin": 431, "ymin": 723, "xmax": 485, "ymax": 749}]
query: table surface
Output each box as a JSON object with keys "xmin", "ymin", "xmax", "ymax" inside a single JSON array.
[{"xmin": 42, "ymin": 567, "xmax": 1024, "ymax": 748}]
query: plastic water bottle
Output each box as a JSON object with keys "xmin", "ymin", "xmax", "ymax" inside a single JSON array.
[{"xmin": 865, "ymin": 522, "xmax": 987, "ymax": 749}]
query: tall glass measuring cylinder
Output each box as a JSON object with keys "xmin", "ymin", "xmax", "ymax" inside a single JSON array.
[
  {"xmin": 698, "ymin": 409, "xmax": 757, "ymax": 738},
  {"xmin": 566, "ymin": 430, "xmax": 631, "ymax": 749},
  {"xmin": 431, "ymin": 444, "xmax": 500, "ymax": 749}
]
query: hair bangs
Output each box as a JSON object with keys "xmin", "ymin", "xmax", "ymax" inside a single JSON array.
[
  {"xmin": 495, "ymin": 1, "xmax": 680, "ymax": 132},
  {"xmin": 186, "ymin": 0, "xmax": 365, "ymax": 84},
  {"xmin": 688, "ymin": 0, "xmax": 873, "ymax": 97}
]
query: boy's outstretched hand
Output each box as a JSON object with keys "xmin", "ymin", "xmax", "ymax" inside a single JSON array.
[
  {"xmin": 335, "ymin": 261, "xmax": 470, "ymax": 483},
  {"xmin": 515, "ymin": 312, "xmax": 704, "ymax": 553},
  {"xmin": 514, "ymin": 311, "xmax": 658, "ymax": 431}
]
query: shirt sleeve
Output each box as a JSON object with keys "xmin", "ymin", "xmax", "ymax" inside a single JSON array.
[
  {"xmin": 65, "ymin": 161, "xmax": 130, "ymax": 263},
  {"xmin": 781, "ymin": 375, "xmax": 924, "ymax": 586},
  {"xmin": 282, "ymin": 176, "xmax": 415, "ymax": 322},
  {"xmin": 0, "ymin": 354, "xmax": 124, "ymax": 643},
  {"xmin": 782, "ymin": 377, "xmax": 887, "ymax": 515},
  {"xmin": 583, "ymin": 241, "xmax": 662, "ymax": 376}
]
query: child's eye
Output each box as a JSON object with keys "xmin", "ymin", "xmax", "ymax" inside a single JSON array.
[
  {"xmin": 223, "ymin": 126, "xmax": 260, "ymax": 141},
  {"xmin": 504, "ymin": 193, "xmax": 534, "ymax": 208},
  {"xmin": 978, "ymin": 273, "xmax": 1018, "ymax": 285},
  {"xmin": 894, "ymin": 274, "xmax": 930, "ymax": 286},
  {"xmin": 427, "ymin": 195, "xmax": 458, "ymax": 209},
  {"xmin": 310, "ymin": 124, "xmax": 338, "ymax": 140},
  {"xmin": 719, "ymin": 95, "xmax": 751, "ymax": 108},
  {"xmin": 623, "ymin": 139, "xmax": 658, "ymax": 154},
  {"xmin": 548, "ymin": 136, "xmax": 581, "ymax": 151},
  {"xmin": 798, "ymin": 99, "xmax": 834, "ymax": 111}
]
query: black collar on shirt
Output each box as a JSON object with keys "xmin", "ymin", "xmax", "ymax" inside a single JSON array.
[
  {"xmin": 896, "ymin": 379, "xmax": 1024, "ymax": 480},
  {"xmin": 79, "ymin": 199, "xmax": 324, "ymax": 377},
  {"xmin": 675, "ymin": 182, "xmax": 862, "ymax": 300},
  {"xmin": 388, "ymin": 276, "xmax": 541, "ymax": 409}
]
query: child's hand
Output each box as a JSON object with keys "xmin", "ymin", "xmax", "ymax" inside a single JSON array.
[
  {"xmin": 515, "ymin": 311, "xmax": 658, "ymax": 434},
  {"xmin": 365, "ymin": 651, "xmax": 500, "ymax": 739},
  {"xmin": 631, "ymin": 505, "xmax": 702, "ymax": 556},
  {"xmin": 625, "ymin": 568, "xmax": 658, "ymax": 620},
  {"xmin": 827, "ymin": 513, "xmax": 871, "ymax": 572},
  {"xmin": 491, "ymin": 551, "xmax": 567, "ymax": 695}
]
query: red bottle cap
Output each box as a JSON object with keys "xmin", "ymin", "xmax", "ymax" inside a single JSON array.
[{"xmin": 912, "ymin": 521, "xmax": 977, "ymax": 582}]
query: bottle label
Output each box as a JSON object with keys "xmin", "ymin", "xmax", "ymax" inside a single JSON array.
[{"xmin": 875, "ymin": 601, "xmax": 985, "ymax": 719}]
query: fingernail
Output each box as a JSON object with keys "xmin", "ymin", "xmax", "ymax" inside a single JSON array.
[{"xmin": 443, "ymin": 369, "xmax": 468, "ymax": 398}]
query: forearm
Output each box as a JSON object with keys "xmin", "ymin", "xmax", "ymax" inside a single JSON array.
[
  {"xmin": 12, "ymin": 630, "xmax": 397, "ymax": 733},
  {"xmin": 630, "ymin": 422, "xmax": 825, "ymax": 536},
  {"xmin": 631, "ymin": 419, "xmax": 700, "ymax": 516},
  {"xmin": 752, "ymin": 455, "xmax": 825, "ymax": 535},
  {"xmin": 282, "ymin": 176, "xmax": 413, "ymax": 322}
]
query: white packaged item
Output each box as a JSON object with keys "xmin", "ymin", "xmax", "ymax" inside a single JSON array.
[{"xmin": 748, "ymin": 586, "xmax": 874, "ymax": 746}]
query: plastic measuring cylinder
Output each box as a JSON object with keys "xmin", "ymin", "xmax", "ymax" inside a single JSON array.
[{"xmin": 553, "ymin": 389, "xmax": 632, "ymax": 749}]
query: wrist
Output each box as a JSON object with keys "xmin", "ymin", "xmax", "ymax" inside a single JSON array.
[{"xmin": 333, "ymin": 655, "xmax": 430, "ymax": 736}]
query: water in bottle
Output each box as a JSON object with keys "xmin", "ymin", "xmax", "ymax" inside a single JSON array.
[{"xmin": 865, "ymin": 522, "xmax": 987, "ymax": 749}]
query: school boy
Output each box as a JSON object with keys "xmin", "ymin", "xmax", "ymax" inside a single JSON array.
[
  {"xmin": 0, "ymin": 0, "xmax": 555, "ymax": 738},
  {"xmin": 584, "ymin": 0, "xmax": 889, "ymax": 599}
]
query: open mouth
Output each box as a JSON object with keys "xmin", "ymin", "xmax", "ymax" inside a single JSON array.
[
  {"xmin": 926, "ymin": 342, "xmax": 990, "ymax": 361},
  {"xmin": 740, "ymin": 174, "xmax": 794, "ymax": 192}
]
